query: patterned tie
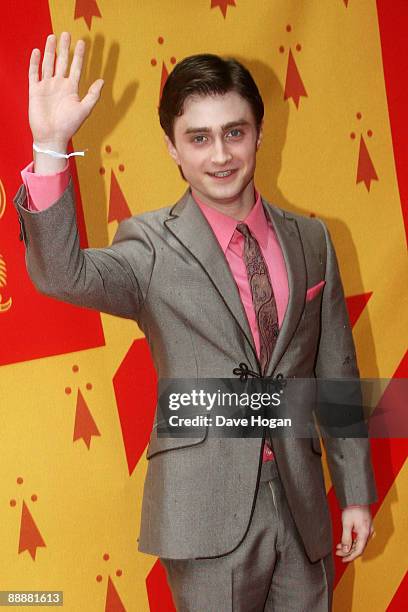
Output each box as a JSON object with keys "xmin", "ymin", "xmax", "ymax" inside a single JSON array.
[{"xmin": 236, "ymin": 223, "xmax": 279, "ymax": 376}]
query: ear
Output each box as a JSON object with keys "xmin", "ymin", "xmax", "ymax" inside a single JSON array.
[
  {"xmin": 256, "ymin": 120, "xmax": 264, "ymax": 150},
  {"xmin": 164, "ymin": 135, "xmax": 181, "ymax": 164}
]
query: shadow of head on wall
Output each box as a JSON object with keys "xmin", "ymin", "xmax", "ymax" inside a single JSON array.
[{"xmin": 234, "ymin": 57, "xmax": 378, "ymax": 378}]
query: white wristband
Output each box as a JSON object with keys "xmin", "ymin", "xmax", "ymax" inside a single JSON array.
[{"xmin": 33, "ymin": 143, "xmax": 87, "ymax": 158}]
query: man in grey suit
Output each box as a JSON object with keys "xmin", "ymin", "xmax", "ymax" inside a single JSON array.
[{"xmin": 14, "ymin": 32, "xmax": 377, "ymax": 611}]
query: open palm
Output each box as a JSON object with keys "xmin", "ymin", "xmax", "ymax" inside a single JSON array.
[{"xmin": 29, "ymin": 32, "xmax": 104, "ymax": 148}]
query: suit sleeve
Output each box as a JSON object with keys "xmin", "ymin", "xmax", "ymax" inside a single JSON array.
[
  {"xmin": 13, "ymin": 178, "xmax": 154, "ymax": 321},
  {"xmin": 314, "ymin": 219, "xmax": 378, "ymax": 509}
]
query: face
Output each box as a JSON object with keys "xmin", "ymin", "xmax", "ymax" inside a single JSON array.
[{"xmin": 165, "ymin": 91, "xmax": 262, "ymax": 210}]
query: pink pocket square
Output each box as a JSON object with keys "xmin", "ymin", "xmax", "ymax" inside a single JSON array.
[{"xmin": 306, "ymin": 280, "xmax": 326, "ymax": 302}]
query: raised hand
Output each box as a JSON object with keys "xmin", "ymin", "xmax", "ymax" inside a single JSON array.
[{"xmin": 29, "ymin": 32, "xmax": 104, "ymax": 152}]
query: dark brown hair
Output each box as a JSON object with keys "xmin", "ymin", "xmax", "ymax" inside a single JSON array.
[{"xmin": 159, "ymin": 54, "xmax": 264, "ymax": 143}]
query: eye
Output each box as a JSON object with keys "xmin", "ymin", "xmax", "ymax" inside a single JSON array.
[
  {"xmin": 227, "ymin": 128, "xmax": 243, "ymax": 138},
  {"xmin": 192, "ymin": 135, "xmax": 208, "ymax": 144}
]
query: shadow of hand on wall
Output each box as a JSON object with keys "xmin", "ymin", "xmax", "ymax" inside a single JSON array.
[{"xmin": 71, "ymin": 34, "xmax": 138, "ymax": 248}]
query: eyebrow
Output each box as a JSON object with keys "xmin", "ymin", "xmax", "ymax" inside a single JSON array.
[{"xmin": 184, "ymin": 119, "xmax": 251, "ymax": 135}]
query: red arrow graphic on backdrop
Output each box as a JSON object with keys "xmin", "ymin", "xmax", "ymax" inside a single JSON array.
[
  {"xmin": 356, "ymin": 135, "xmax": 378, "ymax": 191},
  {"xmin": 73, "ymin": 388, "xmax": 101, "ymax": 449},
  {"xmin": 105, "ymin": 576, "xmax": 127, "ymax": 612},
  {"xmin": 18, "ymin": 501, "xmax": 46, "ymax": 560},
  {"xmin": 108, "ymin": 171, "xmax": 131, "ymax": 223},
  {"xmin": 74, "ymin": 0, "xmax": 102, "ymax": 30},
  {"xmin": 284, "ymin": 49, "xmax": 308, "ymax": 109},
  {"xmin": 159, "ymin": 62, "xmax": 169, "ymax": 104},
  {"xmin": 211, "ymin": 0, "xmax": 236, "ymax": 19}
]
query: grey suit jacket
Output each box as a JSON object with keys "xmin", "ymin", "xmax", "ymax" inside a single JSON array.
[{"xmin": 13, "ymin": 180, "xmax": 378, "ymax": 562}]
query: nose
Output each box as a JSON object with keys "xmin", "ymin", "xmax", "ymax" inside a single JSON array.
[{"xmin": 210, "ymin": 138, "xmax": 232, "ymax": 165}]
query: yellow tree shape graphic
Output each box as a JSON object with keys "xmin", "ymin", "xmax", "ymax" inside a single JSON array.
[{"xmin": 0, "ymin": 254, "xmax": 12, "ymax": 312}]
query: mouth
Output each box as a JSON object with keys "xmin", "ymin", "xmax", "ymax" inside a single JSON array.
[{"xmin": 207, "ymin": 169, "xmax": 238, "ymax": 179}]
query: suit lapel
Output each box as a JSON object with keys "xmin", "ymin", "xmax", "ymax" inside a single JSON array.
[
  {"xmin": 164, "ymin": 189, "xmax": 258, "ymax": 364},
  {"xmin": 164, "ymin": 190, "xmax": 307, "ymax": 376},
  {"xmin": 262, "ymin": 199, "xmax": 307, "ymax": 377}
]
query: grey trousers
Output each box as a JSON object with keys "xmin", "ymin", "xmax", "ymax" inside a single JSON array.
[{"xmin": 161, "ymin": 460, "xmax": 334, "ymax": 612}]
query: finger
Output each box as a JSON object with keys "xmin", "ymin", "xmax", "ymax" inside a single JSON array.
[
  {"xmin": 41, "ymin": 34, "xmax": 57, "ymax": 79},
  {"xmin": 341, "ymin": 523, "xmax": 353, "ymax": 555},
  {"xmin": 336, "ymin": 526, "xmax": 373, "ymax": 557},
  {"xmin": 80, "ymin": 79, "xmax": 104, "ymax": 116},
  {"xmin": 55, "ymin": 31, "xmax": 71, "ymax": 77},
  {"xmin": 341, "ymin": 539, "xmax": 366, "ymax": 562},
  {"xmin": 69, "ymin": 39, "xmax": 86, "ymax": 88},
  {"xmin": 336, "ymin": 538, "xmax": 357, "ymax": 557},
  {"xmin": 342, "ymin": 528, "xmax": 370, "ymax": 562},
  {"xmin": 29, "ymin": 48, "xmax": 40, "ymax": 86},
  {"xmin": 335, "ymin": 543, "xmax": 354, "ymax": 557},
  {"xmin": 335, "ymin": 543, "xmax": 355, "ymax": 559}
]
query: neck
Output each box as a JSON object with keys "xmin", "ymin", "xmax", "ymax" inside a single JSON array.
[{"xmin": 191, "ymin": 180, "xmax": 256, "ymax": 220}]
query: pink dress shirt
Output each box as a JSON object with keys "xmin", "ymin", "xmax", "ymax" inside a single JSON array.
[
  {"xmin": 194, "ymin": 192, "xmax": 289, "ymax": 463},
  {"xmin": 20, "ymin": 162, "xmax": 367, "ymax": 503}
]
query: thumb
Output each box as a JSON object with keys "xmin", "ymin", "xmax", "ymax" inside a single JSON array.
[
  {"xmin": 341, "ymin": 523, "xmax": 353, "ymax": 552},
  {"xmin": 80, "ymin": 79, "xmax": 104, "ymax": 115}
]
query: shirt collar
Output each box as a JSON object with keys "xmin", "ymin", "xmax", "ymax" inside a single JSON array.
[{"xmin": 193, "ymin": 188, "xmax": 269, "ymax": 254}]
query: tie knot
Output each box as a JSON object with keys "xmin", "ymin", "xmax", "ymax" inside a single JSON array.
[{"xmin": 236, "ymin": 222, "xmax": 251, "ymax": 239}]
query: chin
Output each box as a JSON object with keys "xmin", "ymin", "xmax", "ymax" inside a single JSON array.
[
  {"xmin": 203, "ymin": 186, "xmax": 240, "ymax": 200},
  {"xmin": 212, "ymin": 182, "xmax": 247, "ymax": 198}
]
